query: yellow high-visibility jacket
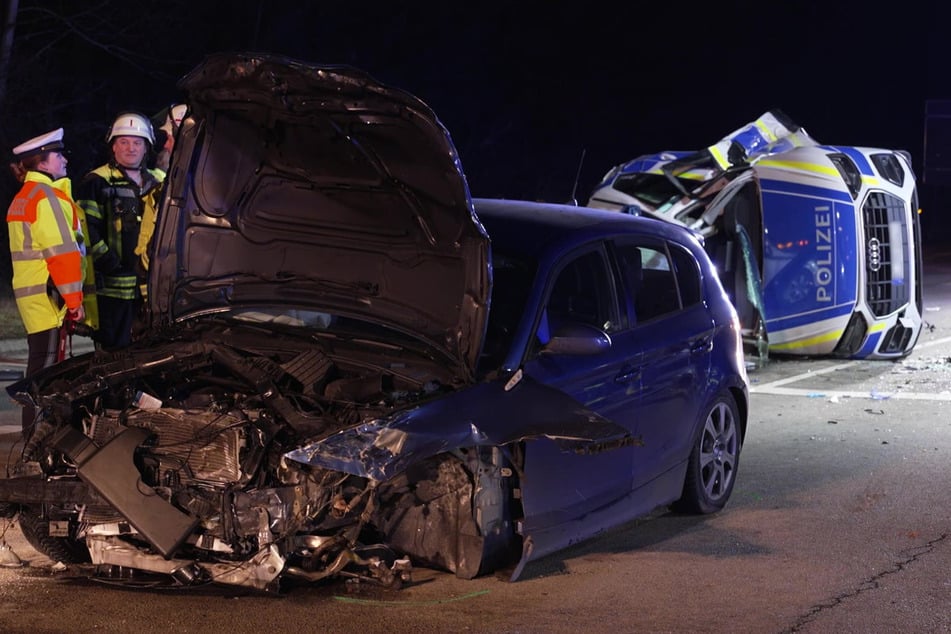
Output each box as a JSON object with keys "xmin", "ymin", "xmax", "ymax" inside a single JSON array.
[
  {"xmin": 133, "ymin": 168, "xmax": 166, "ymax": 298},
  {"xmin": 6, "ymin": 171, "xmax": 85, "ymax": 334},
  {"xmin": 74, "ymin": 204, "xmax": 99, "ymax": 329}
]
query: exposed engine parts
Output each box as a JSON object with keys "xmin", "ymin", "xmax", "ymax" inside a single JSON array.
[{"xmin": 0, "ymin": 324, "xmax": 505, "ymax": 592}]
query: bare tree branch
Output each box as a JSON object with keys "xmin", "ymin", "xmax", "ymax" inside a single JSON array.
[{"xmin": 0, "ymin": 0, "xmax": 18, "ymax": 110}]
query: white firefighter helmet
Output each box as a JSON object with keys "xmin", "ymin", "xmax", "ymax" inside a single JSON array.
[
  {"xmin": 107, "ymin": 112, "xmax": 155, "ymax": 145},
  {"xmin": 162, "ymin": 104, "xmax": 187, "ymax": 136}
]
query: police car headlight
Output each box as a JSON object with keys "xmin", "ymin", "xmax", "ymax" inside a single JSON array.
[
  {"xmin": 828, "ymin": 153, "xmax": 862, "ymax": 200},
  {"xmin": 870, "ymin": 153, "xmax": 905, "ymax": 188}
]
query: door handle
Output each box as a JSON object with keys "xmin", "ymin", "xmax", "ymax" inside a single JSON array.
[
  {"xmin": 615, "ymin": 365, "xmax": 640, "ymax": 384},
  {"xmin": 690, "ymin": 337, "xmax": 713, "ymax": 354}
]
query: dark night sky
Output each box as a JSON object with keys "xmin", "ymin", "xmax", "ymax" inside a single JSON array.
[
  {"xmin": 4, "ymin": 0, "xmax": 950, "ymax": 206},
  {"xmin": 234, "ymin": 1, "xmax": 947, "ymax": 203}
]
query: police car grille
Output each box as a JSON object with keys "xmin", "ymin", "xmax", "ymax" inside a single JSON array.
[{"xmin": 863, "ymin": 192, "xmax": 910, "ymax": 317}]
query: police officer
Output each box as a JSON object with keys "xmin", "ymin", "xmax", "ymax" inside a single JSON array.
[
  {"xmin": 6, "ymin": 127, "xmax": 86, "ymax": 441},
  {"xmin": 77, "ymin": 112, "xmax": 165, "ymax": 349}
]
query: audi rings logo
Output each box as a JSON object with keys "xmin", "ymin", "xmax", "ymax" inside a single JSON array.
[{"xmin": 867, "ymin": 237, "xmax": 882, "ymax": 272}]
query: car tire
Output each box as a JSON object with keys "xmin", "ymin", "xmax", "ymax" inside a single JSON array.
[
  {"xmin": 671, "ymin": 391, "xmax": 741, "ymax": 515},
  {"xmin": 18, "ymin": 508, "xmax": 91, "ymax": 564}
]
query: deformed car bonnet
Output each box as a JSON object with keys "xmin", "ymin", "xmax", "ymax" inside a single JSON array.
[{"xmin": 149, "ymin": 52, "xmax": 490, "ymax": 380}]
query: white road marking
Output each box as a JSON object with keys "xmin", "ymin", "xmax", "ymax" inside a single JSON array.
[
  {"xmin": 750, "ymin": 386, "xmax": 951, "ymax": 401},
  {"xmin": 751, "ymin": 335, "xmax": 951, "ymax": 401},
  {"xmin": 912, "ymin": 334, "xmax": 951, "ymax": 351}
]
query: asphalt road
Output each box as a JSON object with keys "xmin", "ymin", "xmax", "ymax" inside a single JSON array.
[{"xmin": 0, "ymin": 248, "xmax": 950, "ymax": 633}]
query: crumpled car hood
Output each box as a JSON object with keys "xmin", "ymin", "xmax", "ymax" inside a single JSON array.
[{"xmin": 150, "ymin": 52, "xmax": 490, "ymax": 377}]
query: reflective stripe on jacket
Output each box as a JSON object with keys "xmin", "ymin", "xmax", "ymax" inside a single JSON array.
[
  {"xmin": 74, "ymin": 204, "xmax": 99, "ymax": 329},
  {"xmin": 6, "ymin": 171, "xmax": 84, "ymax": 334},
  {"xmin": 134, "ymin": 168, "xmax": 166, "ymax": 298}
]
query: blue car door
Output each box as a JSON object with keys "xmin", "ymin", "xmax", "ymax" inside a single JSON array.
[
  {"xmin": 520, "ymin": 245, "xmax": 641, "ymax": 534},
  {"xmin": 612, "ymin": 240, "xmax": 714, "ymax": 490}
]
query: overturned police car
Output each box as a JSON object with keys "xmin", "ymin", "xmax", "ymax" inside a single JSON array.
[
  {"xmin": 588, "ymin": 110, "xmax": 923, "ymax": 361},
  {"xmin": 0, "ymin": 53, "xmax": 748, "ymax": 592}
]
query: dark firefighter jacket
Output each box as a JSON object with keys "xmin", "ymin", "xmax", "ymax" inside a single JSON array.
[{"xmin": 77, "ymin": 163, "xmax": 165, "ymax": 302}]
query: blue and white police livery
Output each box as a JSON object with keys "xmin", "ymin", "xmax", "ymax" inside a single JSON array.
[{"xmin": 588, "ymin": 110, "xmax": 922, "ymax": 360}]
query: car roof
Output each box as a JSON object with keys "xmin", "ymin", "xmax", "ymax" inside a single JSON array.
[{"xmin": 473, "ymin": 197, "xmax": 701, "ymax": 258}]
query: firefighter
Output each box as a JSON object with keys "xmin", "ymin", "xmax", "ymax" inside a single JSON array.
[
  {"xmin": 6, "ymin": 127, "xmax": 86, "ymax": 441},
  {"xmin": 151, "ymin": 102, "xmax": 186, "ymax": 173},
  {"xmin": 77, "ymin": 112, "xmax": 165, "ymax": 349}
]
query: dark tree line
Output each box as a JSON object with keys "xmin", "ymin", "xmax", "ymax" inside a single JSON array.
[
  {"xmin": 0, "ymin": 1, "xmax": 939, "ymax": 297},
  {"xmin": 0, "ymin": 1, "xmax": 601, "ymax": 296},
  {"xmin": 0, "ymin": 0, "xmax": 200, "ymax": 294}
]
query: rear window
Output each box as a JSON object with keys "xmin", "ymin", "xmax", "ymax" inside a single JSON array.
[
  {"xmin": 669, "ymin": 244, "xmax": 702, "ymax": 307},
  {"xmin": 613, "ymin": 173, "xmax": 690, "ymax": 208},
  {"xmin": 614, "ymin": 241, "xmax": 702, "ymax": 323}
]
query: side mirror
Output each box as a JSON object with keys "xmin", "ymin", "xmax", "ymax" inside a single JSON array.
[{"xmin": 542, "ymin": 322, "xmax": 611, "ymax": 356}]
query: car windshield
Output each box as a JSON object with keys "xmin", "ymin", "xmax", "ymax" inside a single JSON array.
[
  {"xmin": 225, "ymin": 306, "xmax": 438, "ymax": 354},
  {"xmin": 613, "ymin": 172, "xmax": 696, "ymax": 209},
  {"xmin": 479, "ymin": 251, "xmax": 536, "ymax": 373},
  {"xmin": 228, "ymin": 307, "xmax": 336, "ymax": 328}
]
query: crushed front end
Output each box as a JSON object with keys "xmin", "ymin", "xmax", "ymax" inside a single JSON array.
[{"xmin": 0, "ymin": 323, "xmax": 489, "ymax": 592}]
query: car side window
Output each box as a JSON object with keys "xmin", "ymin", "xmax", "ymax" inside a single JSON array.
[
  {"xmin": 479, "ymin": 253, "xmax": 536, "ymax": 372},
  {"xmin": 615, "ymin": 242, "xmax": 686, "ymax": 323},
  {"xmin": 545, "ymin": 249, "xmax": 618, "ymax": 336},
  {"xmin": 668, "ymin": 243, "xmax": 702, "ymax": 308}
]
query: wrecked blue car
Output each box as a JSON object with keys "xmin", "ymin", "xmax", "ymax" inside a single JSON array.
[{"xmin": 0, "ymin": 53, "xmax": 748, "ymax": 592}]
